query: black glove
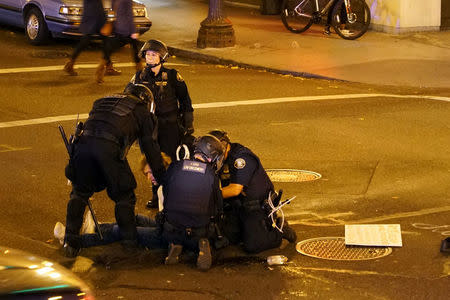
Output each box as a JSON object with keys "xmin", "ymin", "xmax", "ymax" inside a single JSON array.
[{"xmin": 182, "ymin": 111, "xmax": 194, "ymax": 135}]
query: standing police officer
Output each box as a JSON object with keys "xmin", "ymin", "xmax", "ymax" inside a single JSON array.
[
  {"xmin": 129, "ymin": 39, "xmax": 195, "ymax": 209},
  {"xmin": 161, "ymin": 135, "xmax": 224, "ymax": 271},
  {"xmin": 209, "ymin": 130, "xmax": 297, "ymax": 253},
  {"xmin": 63, "ymin": 84, "xmax": 165, "ymax": 257}
]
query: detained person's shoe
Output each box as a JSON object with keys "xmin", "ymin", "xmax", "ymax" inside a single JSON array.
[
  {"xmin": 165, "ymin": 243, "xmax": 183, "ymax": 265},
  {"xmin": 196, "ymin": 238, "xmax": 212, "ymax": 271},
  {"xmin": 282, "ymin": 222, "xmax": 297, "ymax": 243},
  {"xmin": 63, "ymin": 243, "xmax": 80, "ymax": 258},
  {"xmin": 105, "ymin": 63, "xmax": 122, "ymax": 76},
  {"xmin": 81, "ymin": 211, "xmax": 96, "ymax": 234},
  {"xmin": 54, "ymin": 222, "xmax": 65, "ymax": 245}
]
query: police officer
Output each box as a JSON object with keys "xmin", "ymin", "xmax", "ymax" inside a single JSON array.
[
  {"xmin": 161, "ymin": 135, "xmax": 224, "ymax": 271},
  {"xmin": 129, "ymin": 39, "xmax": 195, "ymax": 209},
  {"xmin": 63, "ymin": 84, "xmax": 165, "ymax": 257},
  {"xmin": 209, "ymin": 130, "xmax": 297, "ymax": 253}
]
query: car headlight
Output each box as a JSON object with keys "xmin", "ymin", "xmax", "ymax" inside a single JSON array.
[
  {"xmin": 133, "ymin": 7, "xmax": 147, "ymax": 17},
  {"xmin": 59, "ymin": 6, "xmax": 83, "ymax": 16}
]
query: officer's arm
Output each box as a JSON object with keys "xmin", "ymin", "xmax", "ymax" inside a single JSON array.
[
  {"xmin": 172, "ymin": 70, "xmax": 194, "ymax": 134},
  {"xmin": 222, "ymin": 183, "xmax": 244, "ymax": 199}
]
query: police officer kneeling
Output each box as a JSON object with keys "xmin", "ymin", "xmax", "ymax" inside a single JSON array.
[
  {"xmin": 63, "ymin": 84, "xmax": 165, "ymax": 257},
  {"xmin": 161, "ymin": 135, "xmax": 224, "ymax": 271}
]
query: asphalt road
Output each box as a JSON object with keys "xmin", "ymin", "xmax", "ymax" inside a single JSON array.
[{"xmin": 0, "ymin": 26, "xmax": 449, "ymax": 299}]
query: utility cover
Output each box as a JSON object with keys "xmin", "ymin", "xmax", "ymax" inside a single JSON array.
[{"xmin": 345, "ymin": 224, "xmax": 402, "ymax": 247}]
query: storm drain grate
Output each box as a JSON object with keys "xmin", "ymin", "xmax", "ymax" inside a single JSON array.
[
  {"xmin": 266, "ymin": 169, "xmax": 321, "ymax": 183},
  {"xmin": 31, "ymin": 50, "xmax": 70, "ymax": 59},
  {"xmin": 296, "ymin": 237, "xmax": 392, "ymax": 261}
]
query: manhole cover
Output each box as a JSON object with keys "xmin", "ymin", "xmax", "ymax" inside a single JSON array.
[
  {"xmin": 296, "ymin": 237, "xmax": 392, "ymax": 261},
  {"xmin": 266, "ymin": 169, "xmax": 321, "ymax": 183},
  {"xmin": 31, "ymin": 50, "xmax": 70, "ymax": 59}
]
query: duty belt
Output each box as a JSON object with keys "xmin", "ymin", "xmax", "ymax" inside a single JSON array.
[
  {"xmin": 163, "ymin": 221, "xmax": 209, "ymax": 238},
  {"xmin": 83, "ymin": 129, "xmax": 121, "ymax": 145}
]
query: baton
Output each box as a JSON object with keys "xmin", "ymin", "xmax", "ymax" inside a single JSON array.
[{"xmin": 58, "ymin": 124, "xmax": 103, "ymax": 240}]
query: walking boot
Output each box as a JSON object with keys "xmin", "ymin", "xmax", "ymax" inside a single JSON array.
[
  {"xmin": 196, "ymin": 238, "xmax": 212, "ymax": 271},
  {"xmin": 95, "ymin": 60, "xmax": 107, "ymax": 83},
  {"xmin": 105, "ymin": 62, "xmax": 122, "ymax": 76},
  {"xmin": 165, "ymin": 243, "xmax": 183, "ymax": 265},
  {"xmin": 63, "ymin": 59, "xmax": 78, "ymax": 76}
]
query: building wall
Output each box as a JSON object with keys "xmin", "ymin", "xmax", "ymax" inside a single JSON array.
[{"xmin": 367, "ymin": 0, "xmax": 441, "ymax": 33}]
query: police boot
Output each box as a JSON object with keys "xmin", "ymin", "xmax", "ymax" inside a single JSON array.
[
  {"xmin": 63, "ymin": 243, "xmax": 80, "ymax": 258},
  {"xmin": 165, "ymin": 243, "xmax": 183, "ymax": 265},
  {"xmin": 196, "ymin": 238, "xmax": 212, "ymax": 271},
  {"xmin": 105, "ymin": 62, "xmax": 122, "ymax": 76},
  {"xmin": 95, "ymin": 60, "xmax": 107, "ymax": 83},
  {"xmin": 63, "ymin": 59, "xmax": 78, "ymax": 76},
  {"xmin": 441, "ymin": 237, "xmax": 450, "ymax": 253},
  {"xmin": 281, "ymin": 221, "xmax": 297, "ymax": 243}
]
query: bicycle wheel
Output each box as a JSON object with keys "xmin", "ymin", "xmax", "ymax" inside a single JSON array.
[
  {"xmin": 332, "ymin": 0, "xmax": 371, "ymax": 40},
  {"xmin": 281, "ymin": 0, "xmax": 314, "ymax": 34}
]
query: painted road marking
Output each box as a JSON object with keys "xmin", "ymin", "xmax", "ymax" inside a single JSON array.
[
  {"xmin": 0, "ymin": 62, "xmax": 188, "ymax": 74},
  {"xmin": 0, "ymin": 144, "xmax": 31, "ymax": 153},
  {"xmin": 0, "ymin": 93, "xmax": 449, "ymax": 129}
]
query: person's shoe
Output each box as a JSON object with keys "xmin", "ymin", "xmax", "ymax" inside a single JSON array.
[
  {"xmin": 196, "ymin": 238, "xmax": 212, "ymax": 271},
  {"xmin": 441, "ymin": 237, "xmax": 450, "ymax": 253},
  {"xmin": 63, "ymin": 59, "xmax": 78, "ymax": 76},
  {"xmin": 104, "ymin": 63, "xmax": 122, "ymax": 76},
  {"xmin": 282, "ymin": 222, "xmax": 297, "ymax": 243},
  {"xmin": 63, "ymin": 243, "xmax": 80, "ymax": 258},
  {"xmin": 53, "ymin": 222, "xmax": 65, "ymax": 245},
  {"xmin": 323, "ymin": 26, "xmax": 331, "ymax": 35},
  {"xmin": 81, "ymin": 211, "xmax": 95, "ymax": 234},
  {"xmin": 95, "ymin": 60, "xmax": 106, "ymax": 83},
  {"xmin": 165, "ymin": 243, "xmax": 183, "ymax": 265}
]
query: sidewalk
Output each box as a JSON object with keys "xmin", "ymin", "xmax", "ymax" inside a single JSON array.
[{"xmin": 142, "ymin": 0, "xmax": 450, "ymax": 89}]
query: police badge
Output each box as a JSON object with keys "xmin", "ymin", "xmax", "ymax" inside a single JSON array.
[{"xmin": 234, "ymin": 158, "xmax": 246, "ymax": 169}]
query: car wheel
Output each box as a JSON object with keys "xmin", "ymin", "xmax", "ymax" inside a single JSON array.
[{"xmin": 25, "ymin": 7, "xmax": 50, "ymax": 45}]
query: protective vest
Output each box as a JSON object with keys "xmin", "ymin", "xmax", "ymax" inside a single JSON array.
[
  {"xmin": 227, "ymin": 143, "xmax": 274, "ymax": 202},
  {"xmin": 164, "ymin": 159, "xmax": 217, "ymax": 227},
  {"xmin": 84, "ymin": 94, "xmax": 139, "ymax": 148},
  {"xmin": 135, "ymin": 68, "xmax": 179, "ymax": 119}
]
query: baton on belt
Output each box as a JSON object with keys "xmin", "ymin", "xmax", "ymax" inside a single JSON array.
[{"xmin": 58, "ymin": 124, "xmax": 103, "ymax": 240}]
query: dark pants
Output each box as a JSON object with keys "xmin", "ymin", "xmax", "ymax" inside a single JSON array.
[
  {"xmin": 71, "ymin": 34, "xmax": 110, "ymax": 63},
  {"xmin": 240, "ymin": 209, "xmax": 282, "ymax": 253},
  {"xmin": 106, "ymin": 34, "xmax": 140, "ymax": 64},
  {"xmin": 162, "ymin": 222, "xmax": 213, "ymax": 252},
  {"xmin": 327, "ymin": 0, "xmax": 347, "ymax": 26},
  {"xmin": 157, "ymin": 120, "xmax": 182, "ymax": 161},
  {"xmin": 65, "ymin": 136, "xmax": 138, "ymax": 249}
]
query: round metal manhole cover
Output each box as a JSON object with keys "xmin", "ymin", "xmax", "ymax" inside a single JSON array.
[
  {"xmin": 296, "ymin": 237, "xmax": 392, "ymax": 261},
  {"xmin": 266, "ymin": 169, "xmax": 321, "ymax": 183},
  {"xmin": 31, "ymin": 50, "xmax": 70, "ymax": 59}
]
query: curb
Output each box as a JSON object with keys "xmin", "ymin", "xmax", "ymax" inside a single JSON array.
[{"xmin": 167, "ymin": 46, "xmax": 342, "ymax": 82}]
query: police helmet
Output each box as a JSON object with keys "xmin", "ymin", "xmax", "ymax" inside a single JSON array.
[
  {"xmin": 123, "ymin": 83, "xmax": 155, "ymax": 114},
  {"xmin": 139, "ymin": 39, "xmax": 169, "ymax": 61},
  {"xmin": 208, "ymin": 130, "xmax": 230, "ymax": 144},
  {"xmin": 194, "ymin": 135, "xmax": 225, "ymax": 171}
]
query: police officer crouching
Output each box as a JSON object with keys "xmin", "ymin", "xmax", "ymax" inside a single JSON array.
[
  {"xmin": 129, "ymin": 39, "xmax": 195, "ymax": 209},
  {"xmin": 161, "ymin": 135, "xmax": 224, "ymax": 271},
  {"xmin": 63, "ymin": 84, "xmax": 165, "ymax": 257},
  {"xmin": 209, "ymin": 130, "xmax": 297, "ymax": 253}
]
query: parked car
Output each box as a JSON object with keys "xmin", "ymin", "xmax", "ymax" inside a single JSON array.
[
  {"xmin": 0, "ymin": 0, "xmax": 151, "ymax": 45},
  {"xmin": 0, "ymin": 246, "xmax": 95, "ymax": 299}
]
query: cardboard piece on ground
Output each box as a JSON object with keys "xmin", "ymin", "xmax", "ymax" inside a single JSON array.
[{"xmin": 345, "ymin": 224, "xmax": 402, "ymax": 247}]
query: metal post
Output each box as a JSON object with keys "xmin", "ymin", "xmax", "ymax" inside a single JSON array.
[{"xmin": 197, "ymin": 0, "xmax": 236, "ymax": 48}]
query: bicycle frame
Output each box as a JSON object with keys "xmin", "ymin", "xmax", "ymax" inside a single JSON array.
[{"xmin": 294, "ymin": 0, "xmax": 353, "ymax": 20}]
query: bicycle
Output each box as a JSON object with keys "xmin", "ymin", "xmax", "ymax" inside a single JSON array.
[{"xmin": 281, "ymin": 0, "xmax": 371, "ymax": 40}]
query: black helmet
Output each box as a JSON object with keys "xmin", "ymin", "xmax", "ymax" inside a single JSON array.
[
  {"xmin": 123, "ymin": 83, "xmax": 155, "ymax": 113},
  {"xmin": 208, "ymin": 130, "xmax": 230, "ymax": 144},
  {"xmin": 193, "ymin": 135, "xmax": 224, "ymax": 171},
  {"xmin": 139, "ymin": 39, "xmax": 169, "ymax": 61}
]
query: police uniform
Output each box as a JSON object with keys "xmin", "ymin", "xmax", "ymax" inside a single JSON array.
[
  {"xmin": 222, "ymin": 143, "xmax": 282, "ymax": 253},
  {"xmin": 161, "ymin": 159, "xmax": 222, "ymax": 251},
  {"xmin": 64, "ymin": 93, "xmax": 165, "ymax": 250},
  {"xmin": 131, "ymin": 66, "xmax": 194, "ymax": 160}
]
